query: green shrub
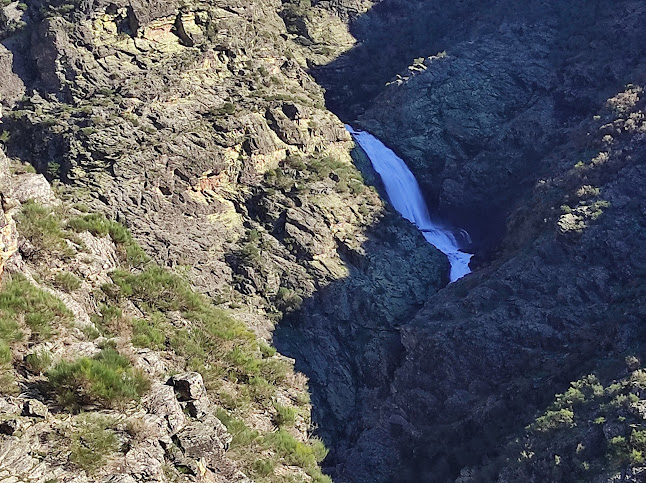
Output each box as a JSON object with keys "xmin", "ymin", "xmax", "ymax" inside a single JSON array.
[
  {"xmin": 112, "ymin": 266, "xmax": 254, "ymax": 344},
  {"xmin": 239, "ymin": 242, "xmax": 262, "ymax": 266},
  {"xmin": 53, "ymin": 271, "xmax": 82, "ymax": 292},
  {"xmin": 247, "ymin": 376, "xmax": 274, "ymax": 403},
  {"xmin": 259, "ymin": 342, "xmax": 276, "ymax": 358},
  {"xmin": 259, "ymin": 358, "xmax": 289, "ymax": 385},
  {"xmin": 0, "ymin": 312, "xmax": 22, "ymax": 345},
  {"xmin": 11, "ymin": 163, "xmax": 36, "ymax": 174},
  {"xmin": 309, "ymin": 437, "xmax": 329, "ymax": 463},
  {"xmin": 25, "ymin": 350, "xmax": 53, "ymax": 374},
  {"xmin": 68, "ymin": 213, "xmax": 113, "ymax": 238},
  {"xmin": 531, "ymin": 408, "xmax": 575, "ymax": 432},
  {"xmin": 81, "ymin": 324, "xmax": 101, "ymax": 340},
  {"xmin": 215, "ymin": 408, "xmax": 260, "ymax": 448},
  {"xmin": 275, "ymin": 287, "xmax": 303, "ymax": 313},
  {"xmin": 0, "ymin": 342, "xmax": 11, "ymax": 366},
  {"xmin": 252, "ymin": 459, "xmax": 275, "ymax": 477},
  {"xmin": 0, "ymin": 340, "xmax": 15, "ymax": 394},
  {"xmin": 72, "ymin": 202, "xmax": 90, "ymax": 213},
  {"xmin": 68, "ymin": 214, "xmax": 148, "ymax": 266},
  {"xmin": 110, "ymin": 266, "xmax": 200, "ymax": 312},
  {"xmin": 265, "ymin": 429, "xmax": 328, "ymax": 468},
  {"xmin": 131, "ymin": 315, "xmax": 166, "ymax": 349},
  {"xmin": 273, "ymin": 403, "xmax": 296, "ymax": 427},
  {"xmin": 48, "ymin": 347, "xmax": 149, "ymax": 409},
  {"xmin": 0, "ymin": 273, "xmax": 72, "ymax": 341},
  {"xmin": 90, "ymin": 303, "xmax": 129, "ymax": 335},
  {"xmin": 17, "ymin": 201, "xmax": 74, "ymax": 257},
  {"xmin": 215, "ymin": 387, "xmax": 328, "ymax": 482},
  {"xmin": 69, "ymin": 414, "xmax": 119, "ymax": 473}
]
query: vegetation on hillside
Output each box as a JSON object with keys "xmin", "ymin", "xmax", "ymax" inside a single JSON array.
[
  {"xmin": 474, "ymin": 360, "xmax": 646, "ymax": 481},
  {"xmin": 1, "ymin": 198, "xmax": 330, "ymax": 481},
  {"xmin": 0, "ymin": 272, "xmax": 73, "ymax": 392}
]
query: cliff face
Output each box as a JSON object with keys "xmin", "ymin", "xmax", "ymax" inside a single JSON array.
[
  {"xmin": 1, "ymin": 0, "xmax": 646, "ymax": 482},
  {"xmin": 314, "ymin": 1, "xmax": 646, "ymax": 481},
  {"xmin": 0, "ymin": 0, "xmax": 448, "ymax": 481},
  {"xmin": 319, "ymin": 0, "xmax": 646, "ymax": 252}
]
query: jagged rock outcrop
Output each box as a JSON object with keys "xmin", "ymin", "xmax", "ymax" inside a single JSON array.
[
  {"xmin": 0, "ymin": 150, "xmax": 20, "ymax": 276},
  {"xmin": 317, "ymin": 5, "xmax": 646, "ymax": 477},
  {"xmin": 0, "ymin": 159, "xmax": 263, "ymax": 482},
  {"xmin": 0, "ymin": 0, "xmax": 449, "ymax": 481}
]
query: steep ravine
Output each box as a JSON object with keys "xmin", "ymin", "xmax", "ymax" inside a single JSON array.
[
  {"xmin": 0, "ymin": 0, "xmax": 645, "ymax": 482},
  {"xmin": 346, "ymin": 125, "xmax": 472, "ymax": 282}
]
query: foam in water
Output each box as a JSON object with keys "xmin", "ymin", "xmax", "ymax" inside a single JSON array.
[{"xmin": 346, "ymin": 125, "xmax": 472, "ymax": 282}]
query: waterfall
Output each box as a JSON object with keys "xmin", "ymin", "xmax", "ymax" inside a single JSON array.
[{"xmin": 346, "ymin": 125, "xmax": 472, "ymax": 282}]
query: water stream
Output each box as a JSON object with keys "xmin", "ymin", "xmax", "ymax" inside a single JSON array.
[{"xmin": 346, "ymin": 125, "xmax": 472, "ymax": 282}]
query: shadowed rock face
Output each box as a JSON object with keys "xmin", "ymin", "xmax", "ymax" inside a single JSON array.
[
  {"xmin": 318, "ymin": 85, "xmax": 646, "ymax": 482},
  {"xmin": 318, "ymin": 0, "xmax": 646, "ymax": 255},
  {"xmin": 310, "ymin": 1, "xmax": 646, "ymax": 481}
]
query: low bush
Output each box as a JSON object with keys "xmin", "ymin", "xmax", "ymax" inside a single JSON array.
[
  {"xmin": 215, "ymin": 407, "xmax": 330, "ymax": 482},
  {"xmin": 265, "ymin": 154, "xmax": 365, "ymax": 198},
  {"xmin": 25, "ymin": 350, "xmax": 53, "ymax": 374},
  {"xmin": 265, "ymin": 429, "xmax": 330, "ymax": 477},
  {"xmin": 273, "ymin": 402, "xmax": 296, "ymax": 427},
  {"xmin": 275, "ymin": 287, "xmax": 303, "ymax": 313},
  {"xmin": 53, "ymin": 271, "xmax": 82, "ymax": 292},
  {"xmin": 0, "ymin": 341, "xmax": 14, "ymax": 393},
  {"xmin": 48, "ymin": 346, "xmax": 149, "ymax": 409},
  {"xmin": 90, "ymin": 303, "xmax": 129, "ymax": 335},
  {"xmin": 110, "ymin": 266, "xmax": 201, "ymax": 312},
  {"xmin": 531, "ymin": 408, "xmax": 575, "ymax": 432},
  {"xmin": 252, "ymin": 459, "xmax": 276, "ymax": 477},
  {"xmin": 131, "ymin": 315, "xmax": 166, "ymax": 349},
  {"xmin": 68, "ymin": 214, "xmax": 148, "ymax": 266},
  {"xmin": 17, "ymin": 201, "xmax": 74, "ymax": 257},
  {"xmin": 69, "ymin": 414, "xmax": 119, "ymax": 473},
  {"xmin": 0, "ymin": 273, "xmax": 72, "ymax": 341}
]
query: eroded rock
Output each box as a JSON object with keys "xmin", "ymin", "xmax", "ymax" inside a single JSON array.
[
  {"xmin": 22, "ymin": 399, "xmax": 47, "ymax": 418},
  {"xmin": 169, "ymin": 372, "xmax": 207, "ymax": 401}
]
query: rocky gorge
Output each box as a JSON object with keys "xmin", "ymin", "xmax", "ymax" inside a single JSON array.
[{"xmin": 0, "ymin": 0, "xmax": 645, "ymax": 482}]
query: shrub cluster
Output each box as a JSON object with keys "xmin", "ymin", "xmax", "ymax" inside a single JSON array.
[
  {"xmin": 48, "ymin": 346, "xmax": 149, "ymax": 409},
  {"xmin": 68, "ymin": 213, "xmax": 148, "ymax": 266},
  {"xmin": 265, "ymin": 154, "xmax": 365, "ymax": 196}
]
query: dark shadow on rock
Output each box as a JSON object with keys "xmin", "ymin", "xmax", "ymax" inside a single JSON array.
[
  {"xmin": 313, "ymin": 0, "xmax": 644, "ymax": 259},
  {"xmin": 275, "ymin": 151, "xmax": 646, "ymax": 481},
  {"xmin": 272, "ymin": 1, "xmax": 646, "ymax": 481},
  {"xmin": 271, "ymin": 208, "xmax": 450, "ymax": 481},
  {"xmin": 2, "ymin": 1, "xmax": 646, "ymax": 482}
]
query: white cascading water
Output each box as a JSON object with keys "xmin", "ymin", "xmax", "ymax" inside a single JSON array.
[{"xmin": 346, "ymin": 125, "xmax": 472, "ymax": 282}]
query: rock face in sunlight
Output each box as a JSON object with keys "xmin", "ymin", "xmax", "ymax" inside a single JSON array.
[{"xmin": 0, "ymin": 0, "xmax": 645, "ymax": 482}]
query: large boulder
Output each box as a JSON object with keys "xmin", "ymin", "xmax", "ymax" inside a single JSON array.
[
  {"xmin": 169, "ymin": 372, "xmax": 207, "ymax": 401},
  {"xmin": 11, "ymin": 173, "xmax": 57, "ymax": 206}
]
